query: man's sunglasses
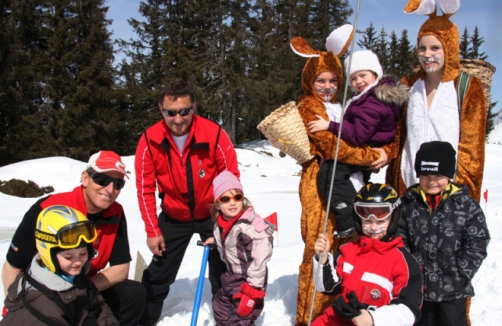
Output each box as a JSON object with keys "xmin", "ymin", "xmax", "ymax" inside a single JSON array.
[
  {"xmin": 88, "ymin": 171, "xmax": 125, "ymax": 190},
  {"xmin": 162, "ymin": 107, "xmax": 193, "ymax": 117},
  {"xmin": 217, "ymin": 194, "xmax": 244, "ymax": 203}
]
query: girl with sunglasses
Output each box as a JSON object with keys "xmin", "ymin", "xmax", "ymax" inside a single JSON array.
[
  {"xmin": 2, "ymin": 205, "xmax": 118, "ymax": 325},
  {"xmin": 208, "ymin": 171, "xmax": 274, "ymax": 325},
  {"xmin": 311, "ymin": 184, "xmax": 423, "ymax": 326}
]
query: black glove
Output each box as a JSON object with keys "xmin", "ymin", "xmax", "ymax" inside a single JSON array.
[
  {"xmin": 346, "ymin": 291, "xmax": 369, "ymax": 310},
  {"xmin": 332, "ymin": 295, "xmax": 361, "ymax": 320}
]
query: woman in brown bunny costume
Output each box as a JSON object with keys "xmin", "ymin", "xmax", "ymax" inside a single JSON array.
[
  {"xmin": 385, "ymin": 1, "xmax": 487, "ymax": 324},
  {"xmin": 386, "ymin": 0, "xmax": 486, "ymax": 203},
  {"xmin": 291, "ymin": 25, "xmax": 395, "ymax": 326}
]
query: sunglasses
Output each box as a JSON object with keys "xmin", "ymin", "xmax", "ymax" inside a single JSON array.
[
  {"xmin": 217, "ymin": 194, "xmax": 244, "ymax": 203},
  {"xmin": 35, "ymin": 221, "xmax": 97, "ymax": 249},
  {"xmin": 162, "ymin": 107, "xmax": 193, "ymax": 117},
  {"xmin": 354, "ymin": 202, "xmax": 397, "ymax": 221},
  {"xmin": 88, "ymin": 171, "xmax": 125, "ymax": 190}
]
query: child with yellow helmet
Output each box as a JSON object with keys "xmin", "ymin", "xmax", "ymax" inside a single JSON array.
[{"xmin": 1, "ymin": 205, "xmax": 118, "ymax": 325}]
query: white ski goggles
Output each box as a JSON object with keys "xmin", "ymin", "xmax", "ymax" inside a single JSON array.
[{"xmin": 354, "ymin": 199, "xmax": 400, "ymax": 221}]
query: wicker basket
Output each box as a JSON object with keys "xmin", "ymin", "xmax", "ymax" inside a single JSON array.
[
  {"xmin": 257, "ymin": 101, "xmax": 313, "ymax": 164},
  {"xmin": 459, "ymin": 59, "xmax": 496, "ymax": 108}
]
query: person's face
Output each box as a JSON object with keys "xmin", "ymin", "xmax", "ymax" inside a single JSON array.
[
  {"xmin": 349, "ymin": 70, "xmax": 377, "ymax": 93},
  {"xmin": 313, "ymin": 71, "xmax": 338, "ymax": 102},
  {"xmin": 419, "ymin": 174, "xmax": 450, "ymax": 195},
  {"xmin": 361, "ymin": 215, "xmax": 390, "ymax": 239},
  {"xmin": 418, "ymin": 35, "xmax": 445, "ymax": 74},
  {"xmin": 159, "ymin": 95, "xmax": 194, "ymax": 137},
  {"xmin": 217, "ymin": 189, "xmax": 244, "ymax": 220},
  {"xmin": 82, "ymin": 170, "xmax": 123, "ymax": 214},
  {"xmin": 56, "ymin": 246, "xmax": 88, "ymax": 276}
]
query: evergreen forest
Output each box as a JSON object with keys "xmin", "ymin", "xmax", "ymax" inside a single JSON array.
[{"xmin": 0, "ymin": 0, "xmax": 496, "ymax": 166}]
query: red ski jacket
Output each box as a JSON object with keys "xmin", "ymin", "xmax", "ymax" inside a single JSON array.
[
  {"xmin": 6, "ymin": 186, "xmax": 129, "ymax": 277},
  {"xmin": 135, "ymin": 116, "xmax": 239, "ymax": 237}
]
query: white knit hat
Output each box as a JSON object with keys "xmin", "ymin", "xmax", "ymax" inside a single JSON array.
[{"xmin": 344, "ymin": 50, "xmax": 383, "ymax": 82}]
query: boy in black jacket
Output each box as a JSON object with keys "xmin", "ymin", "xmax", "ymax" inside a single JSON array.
[{"xmin": 399, "ymin": 141, "xmax": 490, "ymax": 326}]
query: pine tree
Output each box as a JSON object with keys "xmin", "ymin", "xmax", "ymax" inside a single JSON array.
[
  {"xmin": 459, "ymin": 27, "xmax": 470, "ymax": 59},
  {"xmin": 374, "ymin": 27, "xmax": 389, "ymax": 73},
  {"xmin": 386, "ymin": 31, "xmax": 400, "ymax": 76},
  {"xmin": 469, "ymin": 26, "xmax": 487, "ymax": 60},
  {"xmin": 356, "ymin": 23, "xmax": 378, "ymax": 51},
  {"xmin": 395, "ymin": 29, "xmax": 416, "ymax": 77},
  {"xmin": 0, "ymin": 0, "xmax": 55, "ymax": 165},
  {"xmin": 486, "ymin": 100, "xmax": 498, "ymax": 140}
]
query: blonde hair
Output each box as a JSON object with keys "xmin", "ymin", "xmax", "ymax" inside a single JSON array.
[{"xmin": 210, "ymin": 189, "xmax": 253, "ymax": 222}]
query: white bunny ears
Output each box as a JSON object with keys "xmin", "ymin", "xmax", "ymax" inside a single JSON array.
[
  {"xmin": 290, "ymin": 24, "xmax": 354, "ymax": 57},
  {"xmin": 404, "ymin": 0, "xmax": 460, "ymax": 17}
]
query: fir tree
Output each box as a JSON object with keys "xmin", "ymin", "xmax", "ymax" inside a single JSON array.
[
  {"xmin": 459, "ymin": 27, "xmax": 470, "ymax": 59},
  {"xmin": 356, "ymin": 23, "xmax": 378, "ymax": 51},
  {"xmin": 469, "ymin": 26, "xmax": 487, "ymax": 60}
]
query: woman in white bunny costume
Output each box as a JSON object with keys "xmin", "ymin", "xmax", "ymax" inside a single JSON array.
[{"xmin": 290, "ymin": 25, "xmax": 394, "ymax": 326}]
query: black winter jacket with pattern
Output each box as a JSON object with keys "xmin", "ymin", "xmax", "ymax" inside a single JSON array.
[{"xmin": 398, "ymin": 183, "xmax": 490, "ymax": 302}]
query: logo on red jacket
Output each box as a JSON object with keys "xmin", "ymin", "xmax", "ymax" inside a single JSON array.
[
  {"xmin": 199, "ymin": 168, "xmax": 205, "ymax": 178},
  {"xmin": 370, "ymin": 289, "xmax": 381, "ymax": 300}
]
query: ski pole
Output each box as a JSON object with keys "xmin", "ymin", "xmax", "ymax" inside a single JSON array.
[
  {"xmin": 191, "ymin": 241, "xmax": 211, "ymax": 326},
  {"xmin": 307, "ymin": 0, "xmax": 362, "ymax": 324}
]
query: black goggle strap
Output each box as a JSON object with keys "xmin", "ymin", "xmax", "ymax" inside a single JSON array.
[{"xmin": 34, "ymin": 229, "xmax": 59, "ymax": 245}]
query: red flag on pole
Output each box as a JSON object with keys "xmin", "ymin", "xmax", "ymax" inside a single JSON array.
[
  {"xmin": 265, "ymin": 212, "xmax": 278, "ymax": 232},
  {"xmin": 483, "ymin": 189, "xmax": 488, "ymax": 203}
]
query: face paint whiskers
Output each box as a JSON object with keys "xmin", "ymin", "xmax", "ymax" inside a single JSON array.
[
  {"xmin": 316, "ymin": 87, "xmax": 337, "ymax": 102},
  {"xmin": 419, "ymin": 54, "xmax": 441, "ymax": 73}
]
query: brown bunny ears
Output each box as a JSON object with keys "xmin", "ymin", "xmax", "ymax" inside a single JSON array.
[
  {"xmin": 291, "ymin": 24, "xmax": 354, "ymax": 99},
  {"xmin": 405, "ymin": 0, "xmax": 461, "ymax": 82}
]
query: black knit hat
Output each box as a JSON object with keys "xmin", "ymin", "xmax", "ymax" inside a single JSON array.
[{"xmin": 414, "ymin": 141, "xmax": 457, "ymax": 179}]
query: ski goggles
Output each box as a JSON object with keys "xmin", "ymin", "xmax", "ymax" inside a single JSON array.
[
  {"xmin": 88, "ymin": 171, "xmax": 126, "ymax": 190},
  {"xmin": 217, "ymin": 194, "xmax": 244, "ymax": 203},
  {"xmin": 162, "ymin": 107, "xmax": 193, "ymax": 117},
  {"xmin": 354, "ymin": 200, "xmax": 400, "ymax": 221},
  {"xmin": 35, "ymin": 221, "xmax": 97, "ymax": 249}
]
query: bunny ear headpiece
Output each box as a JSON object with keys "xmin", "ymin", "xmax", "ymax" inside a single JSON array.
[
  {"xmin": 405, "ymin": 0, "xmax": 461, "ymax": 81},
  {"xmin": 291, "ymin": 24, "xmax": 354, "ymax": 99}
]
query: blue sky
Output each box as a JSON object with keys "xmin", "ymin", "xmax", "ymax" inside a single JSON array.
[{"xmin": 106, "ymin": 0, "xmax": 501, "ymax": 112}]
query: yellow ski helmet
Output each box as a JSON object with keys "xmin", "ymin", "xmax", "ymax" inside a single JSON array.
[{"xmin": 35, "ymin": 205, "xmax": 97, "ymax": 273}]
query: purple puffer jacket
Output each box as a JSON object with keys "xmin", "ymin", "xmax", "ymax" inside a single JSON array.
[
  {"xmin": 212, "ymin": 207, "xmax": 274, "ymax": 325},
  {"xmin": 329, "ymin": 77, "xmax": 409, "ymax": 146}
]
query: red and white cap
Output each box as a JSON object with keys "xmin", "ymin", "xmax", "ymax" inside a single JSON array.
[{"xmin": 86, "ymin": 151, "xmax": 129, "ymax": 179}]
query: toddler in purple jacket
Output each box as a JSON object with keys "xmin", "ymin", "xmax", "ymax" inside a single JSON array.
[
  {"xmin": 308, "ymin": 50, "xmax": 408, "ymax": 238},
  {"xmin": 207, "ymin": 171, "xmax": 274, "ymax": 326}
]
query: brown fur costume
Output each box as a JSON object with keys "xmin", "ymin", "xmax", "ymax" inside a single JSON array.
[
  {"xmin": 292, "ymin": 25, "xmax": 387, "ymax": 325},
  {"xmin": 385, "ymin": 1, "xmax": 486, "ymax": 324}
]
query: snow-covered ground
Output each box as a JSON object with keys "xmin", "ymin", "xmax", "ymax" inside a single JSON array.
[{"xmin": 1, "ymin": 123, "xmax": 501, "ymax": 325}]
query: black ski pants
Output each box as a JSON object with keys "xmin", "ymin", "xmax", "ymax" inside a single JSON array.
[
  {"xmin": 417, "ymin": 298, "xmax": 468, "ymax": 326},
  {"xmin": 100, "ymin": 279, "xmax": 146, "ymax": 326},
  {"xmin": 317, "ymin": 160, "xmax": 368, "ymax": 232},
  {"xmin": 139, "ymin": 213, "xmax": 226, "ymax": 326}
]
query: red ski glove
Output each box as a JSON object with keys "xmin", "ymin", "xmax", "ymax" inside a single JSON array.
[
  {"xmin": 233, "ymin": 282, "xmax": 266, "ymax": 317},
  {"xmin": 2, "ymin": 306, "xmax": 7, "ymax": 317}
]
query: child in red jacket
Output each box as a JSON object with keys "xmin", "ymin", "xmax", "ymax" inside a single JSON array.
[{"xmin": 312, "ymin": 184, "xmax": 423, "ymax": 326}]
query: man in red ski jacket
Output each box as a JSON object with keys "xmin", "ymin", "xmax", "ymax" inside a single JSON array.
[
  {"xmin": 135, "ymin": 79, "xmax": 240, "ymax": 326},
  {"xmin": 2, "ymin": 150, "xmax": 146, "ymax": 326}
]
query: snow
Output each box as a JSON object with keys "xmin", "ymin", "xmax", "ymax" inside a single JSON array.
[{"xmin": 1, "ymin": 124, "xmax": 502, "ymax": 325}]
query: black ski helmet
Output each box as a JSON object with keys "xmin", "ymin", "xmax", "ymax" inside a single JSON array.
[{"xmin": 353, "ymin": 183, "xmax": 401, "ymax": 241}]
